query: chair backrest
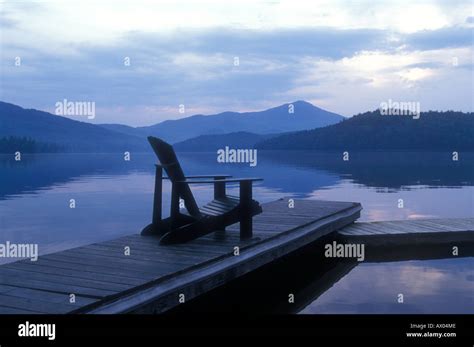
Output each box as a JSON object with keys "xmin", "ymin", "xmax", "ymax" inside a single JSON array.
[{"xmin": 147, "ymin": 136, "xmax": 201, "ymax": 217}]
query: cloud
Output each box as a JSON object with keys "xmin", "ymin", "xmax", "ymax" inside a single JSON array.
[
  {"xmin": 404, "ymin": 26, "xmax": 474, "ymax": 50},
  {"xmin": 0, "ymin": 7, "xmax": 473, "ymax": 125},
  {"xmin": 0, "ymin": 14, "xmax": 17, "ymax": 29},
  {"xmin": 283, "ymin": 46, "xmax": 473, "ymax": 115},
  {"xmin": 0, "ymin": 27, "xmax": 392, "ymax": 123}
]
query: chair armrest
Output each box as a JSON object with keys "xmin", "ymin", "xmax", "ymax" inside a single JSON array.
[
  {"xmin": 177, "ymin": 178, "xmax": 263, "ymax": 184},
  {"xmin": 185, "ymin": 175, "xmax": 232, "ymax": 179},
  {"xmin": 161, "ymin": 175, "xmax": 232, "ymax": 180}
]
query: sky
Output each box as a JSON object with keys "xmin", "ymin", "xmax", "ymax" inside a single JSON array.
[{"xmin": 0, "ymin": 0, "xmax": 473, "ymax": 126}]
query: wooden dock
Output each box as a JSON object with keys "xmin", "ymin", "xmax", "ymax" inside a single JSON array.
[
  {"xmin": 0, "ymin": 199, "xmax": 472, "ymax": 315},
  {"xmin": 0, "ymin": 198, "xmax": 361, "ymax": 314},
  {"xmin": 338, "ymin": 218, "xmax": 474, "ymax": 246},
  {"xmin": 336, "ymin": 218, "xmax": 474, "ymax": 263}
]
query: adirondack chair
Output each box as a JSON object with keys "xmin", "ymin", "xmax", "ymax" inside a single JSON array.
[{"xmin": 142, "ymin": 136, "xmax": 263, "ymax": 244}]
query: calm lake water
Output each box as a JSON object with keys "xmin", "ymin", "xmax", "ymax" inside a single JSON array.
[{"xmin": 0, "ymin": 151, "xmax": 473, "ymax": 313}]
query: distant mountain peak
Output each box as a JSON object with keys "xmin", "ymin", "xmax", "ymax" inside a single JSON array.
[
  {"xmin": 131, "ymin": 101, "xmax": 344, "ymax": 143},
  {"xmin": 290, "ymin": 100, "xmax": 312, "ymax": 105}
]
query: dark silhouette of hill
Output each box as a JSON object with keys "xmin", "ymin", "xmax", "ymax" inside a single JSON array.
[
  {"xmin": 97, "ymin": 123, "xmax": 143, "ymax": 138},
  {"xmin": 174, "ymin": 132, "xmax": 278, "ymax": 151},
  {"xmin": 0, "ymin": 102, "xmax": 148, "ymax": 152},
  {"xmin": 3, "ymin": 100, "xmax": 472, "ymax": 153},
  {"xmin": 257, "ymin": 110, "xmax": 474, "ymax": 150},
  {"xmin": 0, "ymin": 136, "xmax": 63, "ymax": 153}
]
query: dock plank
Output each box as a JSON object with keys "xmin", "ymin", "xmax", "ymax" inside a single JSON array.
[
  {"xmin": 338, "ymin": 218, "xmax": 474, "ymax": 246},
  {"xmin": 0, "ymin": 285, "xmax": 96, "ymax": 307},
  {"xmin": 0, "ymin": 305, "xmax": 43, "ymax": 314},
  {"xmin": 0, "ymin": 275, "xmax": 116, "ymax": 298},
  {"xmin": 0, "ymin": 267, "xmax": 132, "ymax": 292},
  {"xmin": 339, "ymin": 219, "xmax": 474, "ymax": 236},
  {"xmin": 16, "ymin": 257, "xmax": 159, "ymax": 281},
  {"xmin": 2, "ymin": 262, "xmax": 144, "ymax": 286},
  {"xmin": 0, "ymin": 293, "xmax": 80, "ymax": 314}
]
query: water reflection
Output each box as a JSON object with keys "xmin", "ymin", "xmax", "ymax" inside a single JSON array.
[
  {"xmin": 0, "ymin": 151, "xmax": 473, "ymax": 313},
  {"xmin": 1, "ymin": 151, "xmax": 473, "ymax": 201},
  {"xmin": 301, "ymin": 257, "xmax": 474, "ymax": 314},
  {"xmin": 299, "ymin": 242, "xmax": 474, "ymax": 314},
  {"xmin": 169, "ymin": 240, "xmax": 474, "ymax": 314}
]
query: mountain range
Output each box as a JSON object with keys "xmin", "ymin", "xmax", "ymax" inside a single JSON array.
[
  {"xmin": 0, "ymin": 100, "xmax": 343, "ymax": 152},
  {"xmin": 1, "ymin": 100, "xmax": 472, "ymax": 153},
  {"xmin": 0, "ymin": 102, "xmax": 147, "ymax": 152},
  {"xmin": 173, "ymin": 110, "xmax": 474, "ymax": 151},
  {"xmin": 98, "ymin": 100, "xmax": 344, "ymax": 143},
  {"xmin": 257, "ymin": 110, "xmax": 474, "ymax": 150}
]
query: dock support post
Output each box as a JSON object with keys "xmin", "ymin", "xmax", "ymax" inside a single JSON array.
[
  {"xmin": 152, "ymin": 165, "xmax": 163, "ymax": 225},
  {"xmin": 240, "ymin": 180, "xmax": 253, "ymax": 239}
]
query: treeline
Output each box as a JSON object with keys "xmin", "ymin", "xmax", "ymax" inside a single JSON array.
[
  {"xmin": 0, "ymin": 136, "xmax": 64, "ymax": 153},
  {"xmin": 257, "ymin": 110, "xmax": 474, "ymax": 150}
]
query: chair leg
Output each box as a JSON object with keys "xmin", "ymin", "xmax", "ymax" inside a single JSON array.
[
  {"xmin": 240, "ymin": 218, "xmax": 252, "ymax": 239},
  {"xmin": 142, "ymin": 165, "xmax": 164, "ymax": 236},
  {"xmin": 152, "ymin": 165, "xmax": 163, "ymax": 225},
  {"xmin": 239, "ymin": 180, "xmax": 253, "ymax": 239},
  {"xmin": 170, "ymin": 182, "xmax": 180, "ymax": 229},
  {"xmin": 214, "ymin": 177, "xmax": 226, "ymax": 199}
]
